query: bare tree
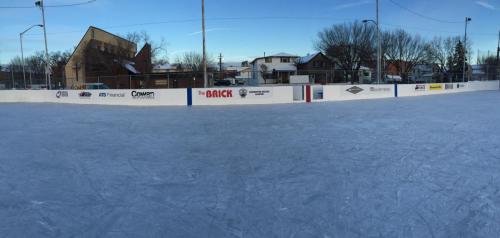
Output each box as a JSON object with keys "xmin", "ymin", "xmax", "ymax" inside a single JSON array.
[
  {"xmin": 315, "ymin": 21, "xmax": 375, "ymax": 83},
  {"xmin": 478, "ymin": 55, "xmax": 498, "ymax": 80},
  {"xmin": 260, "ymin": 64, "xmax": 268, "ymax": 84},
  {"xmin": 383, "ymin": 29, "xmax": 427, "ymax": 81},
  {"xmin": 425, "ymin": 36, "xmax": 465, "ymax": 81},
  {"xmin": 124, "ymin": 31, "xmax": 168, "ymax": 64},
  {"xmin": 174, "ymin": 52, "xmax": 214, "ymax": 72}
]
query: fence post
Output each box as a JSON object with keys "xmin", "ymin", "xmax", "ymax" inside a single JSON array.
[
  {"xmin": 305, "ymin": 85, "xmax": 311, "ymax": 103},
  {"xmin": 11, "ymin": 70, "xmax": 15, "ymax": 89},
  {"xmin": 394, "ymin": 83, "xmax": 398, "ymax": 98},
  {"xmin": 187, "ymin": 88, "xmax": 193, "ymax": 106},
  {"xmin": 129, "ymin": 75, "xmax": 132, "ymax": 89},
  {"xmin": 97, "ymin": 76, "xmax": 100, "ymax": 89}
]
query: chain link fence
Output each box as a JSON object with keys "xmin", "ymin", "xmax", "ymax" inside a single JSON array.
[{"xmin": 1, "ymin": 68, "xmax": 499, "ymax": 90}]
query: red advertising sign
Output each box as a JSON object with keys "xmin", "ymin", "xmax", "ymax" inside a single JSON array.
[{"xmin": 199, "ymin": 90, "xmax": 233, "ymax": 98}]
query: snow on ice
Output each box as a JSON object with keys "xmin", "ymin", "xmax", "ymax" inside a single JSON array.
[{"xmin": 1, "ymin": 91, "xmax": 500, "ymax": 237}]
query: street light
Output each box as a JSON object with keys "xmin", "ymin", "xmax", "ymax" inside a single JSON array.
[
  {"xmin": 20, "ymin": 24, "xmax": 43, "ymax": 89},
  {"xmin": 201, "ymin": 0, "xmax": 208, "ymax": 88},
  {"xmin": 463, "ymin": 17, "xmax": 472, "ymax": 82},
  {"xmin": 35, "ymin": 0, "xmax": 51, "ymax": 90},
  {"xmin": 363, "ymin": 19, "xmax": 382, "ymax": 84}
]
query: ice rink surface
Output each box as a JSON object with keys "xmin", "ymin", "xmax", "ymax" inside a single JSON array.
[{"xmin": 1, "ymin": 91, "xmax": 500, "ymax": 238}]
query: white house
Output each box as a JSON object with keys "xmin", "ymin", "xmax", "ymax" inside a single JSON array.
[{"xmin": 250, "ymin": 53, "xmax": 299, "ymax": 85}]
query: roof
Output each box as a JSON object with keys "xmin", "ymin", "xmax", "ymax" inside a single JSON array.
[
  {"xmin": 297, "ymin": 53, "xmax": 321, "ymax": 64},
  {"xmin": 122, "ymin": 60, "xmax": 140, "ymax": 74},
  {"xmin": 250, "ymin": 52, "xmax": 299, "ymax": 64},
  {"xmin": 67, "ymin": 26, "xmax": 137, "ymax": 64},
  {"xmin": 270, "ymin": 52, "xmax": 298, "ymax": 57},
  {"xmin": 154, "ymin": 63, "xmax": 177, "ymax": 70},
  {"xmin": 386, "ymin": 75, "xmax": 402, "ymax": 81},
  {"xmin": 225, "ymin": 66, "xmax": 250, "ymax": 72}
]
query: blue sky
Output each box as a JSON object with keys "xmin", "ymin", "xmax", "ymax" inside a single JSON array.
[{"xmin": 0, "ymin": 0, "xmax": 499, "ymax": 64}]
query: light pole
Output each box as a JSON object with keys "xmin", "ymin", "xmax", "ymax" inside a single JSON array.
[
  {"xmin": 202, "ymin": 0, "xmax": 208, "ymax": 88},
  {"xmin": 363, "ymin": 18, "xmax": 381, "ymax": 84},
  {"xmin": 463, "ymin": 17, "xmax": 471, "ymax": 83},
  {"xmin": 35, "ymin": 0, "xmax": 51, "ymax": 90},
  {"xmin": 20, "ymin": 24, "xmax": 43, "ymax": 89}
]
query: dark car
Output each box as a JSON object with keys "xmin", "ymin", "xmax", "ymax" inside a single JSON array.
[{"xmin": 214, "ymin": 80, "xmax": 231, "ymax": 86}]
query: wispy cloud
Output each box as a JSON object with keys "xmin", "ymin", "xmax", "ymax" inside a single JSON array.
[
  {"xmin": 188, "ymin": 28, "xmax": 231, "ymax": 36},
  {"xmin": 475, "ymin": 1, "xmax": 496, "ymax": 10},
  {"xmin": 334, "ymin": 0, "xmax": 371, "ymax": 10}
]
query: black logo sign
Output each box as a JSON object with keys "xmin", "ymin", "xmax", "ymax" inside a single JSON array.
[
  {"xmin": 346, "ymin": 86, "xmax": 364, "ymax": 94},
  {"xmin": 239, "ymin": 89, "xmax": 248, "ymax": 98},
  {"xmin": 79, "ymin": 92, "xmax": 92, "ymax": 98},
  {"xmin": 131, "ymin": 91, "xmax": 155, "ymax": 99},
  {"xmin": 415, "ymin": 85, "xmax": 426, "ymax": 91},
  {"xmin": 56, "ymin": 91, "xmax": 68, "ymax": 98}
]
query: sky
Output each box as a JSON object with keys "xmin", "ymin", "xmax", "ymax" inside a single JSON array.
[{"xmin": 0, "ymin": 0, "xmax": 499, "ymax": 65}]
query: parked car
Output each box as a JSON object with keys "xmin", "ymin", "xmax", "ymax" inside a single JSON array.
[
  {"xmin": 84, "ymin": 83, "xmax": 110, "ymax": 90},
  {"xmin": 214, "ymin": 80, "xmax": 231, "ymax": 86},
  {"xmin": 224, "ymin": 78, "xmax": 246, "ymax": 85}
]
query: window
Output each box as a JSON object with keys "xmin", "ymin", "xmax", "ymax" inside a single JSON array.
[
  {"xmin": 265, "ymin": 57, "xmax": 272, "ymax": 63},
  {"xmin": 313, "ymin": 61, "xmax": 325, "ymax": 68},
  {"xmin": 280, "ymin": 57, "xmax": 290, "ymax": 63}
]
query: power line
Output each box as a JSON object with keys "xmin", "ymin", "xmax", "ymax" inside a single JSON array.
[
  {"xmin": 23, "ymin": 16, "xmax": 355, "ymax": 36},
  {"xmin": 387, "ymin": 0, "xmax": 462, "ymax": 24},
  {"xmin": 0, "ymin": 0, "xmax": 96, "ymax": 9}
]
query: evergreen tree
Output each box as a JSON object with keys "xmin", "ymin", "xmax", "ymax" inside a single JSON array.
[{"xmin": 451, "ymin": 41, "xmax": 467, "ymax": 82}]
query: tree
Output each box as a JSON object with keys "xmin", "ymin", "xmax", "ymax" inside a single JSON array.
[
  {"xmin": 426, "ymin": 36, "xmax": 460, "ymax": 81},
  {"xmin": 315, "ymin": 21, "xmax": 375, "ymax": 83},
  {"xmin": 123, "ymin": 31, "xmax": 168, "ymax": 64},
  {"xmin": 260, "ymin": 64, "xmax": 268, "ymax": 84},
  {"xmin": 383, "ymin": 29, "xmax": 428, "ymax": 82},
  {"xmin": 174, "ymin": 52, "xmax": 214, "ymax": 72},
  {"xmin": 477, "ymin": 55, "xmax": 498, "ymax": 81},
  {"xmin": 449, "ymin": 41, "xmax": 467, "ymax": 82}
]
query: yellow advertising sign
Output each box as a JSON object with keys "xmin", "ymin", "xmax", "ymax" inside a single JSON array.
[{"xmin": 429, "ymin": 84, "xmax": 443, "ymax": 91}]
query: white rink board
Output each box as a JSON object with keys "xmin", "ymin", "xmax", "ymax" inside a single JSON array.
[
  {"xmin": 0, "ymin": 89, "xmax": 187, "ymax": 106},
  {"xmin": 192, "ymin": 87, "xmax": 294, "ymax": 106},
  {"xmin": 398, "ymin": 81, "xmax": 499, "ymax": 97},
  {"xmin": 323, "ymin": 84, "xmax": 394, "ymax": 101},
  {"xmin": 0, "ymin": 81, "xmax": 498, "ymax": 106}
]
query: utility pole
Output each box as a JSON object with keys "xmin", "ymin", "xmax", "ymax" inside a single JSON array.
[
  {"xmin": 36, "ymin": 0, "xmax": 51, "ymax": 90},
  {"xmin": 463, "ymin": 17, "xmax": 471, "ymax": 83},
  {"xmin": 376, "ymin": 0, "xmax": 381, "ymax": 84},
  {"xmin": 218, "ymin": 53, "xmax": 223, "ymax": 80},
  {"xmin": 20, "ymin": 34, "xmax": 26, "ymax": 89},
  {"xmin": 20, "ymin": 25, "xmax": 43, "ymax": 89},
  {"xmin": 497, "ymin": 30, "xmax": 499, "ymax": 65},
  {"xmin": 496, "ymin": 31, "xmax": 500, "ymax": 82},
  {"xmin": 202, "ymin": 0, "xmax": 208, "ymax": 88}
]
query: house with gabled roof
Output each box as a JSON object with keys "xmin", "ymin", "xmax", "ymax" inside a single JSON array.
[
  {"xmin": 250, "ymin": 52, "xmax": 299, "ymax": 85},
  {"xmin": 296, "ymin": 52, "xmax": 335, "ymax": 84}
]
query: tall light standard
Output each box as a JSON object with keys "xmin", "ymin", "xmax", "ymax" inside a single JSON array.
[
  {"xmin": 363, "ymin": 18, "xmax": 381, "ymax": 84},
  {"xmin": 35, "ymin": 0, "xmax": 51, "ymax": 90},
  {"xmin": 463, "ymin": 17, "xmax": 471, "ymax": 82},
  {"xmin": 20, "ymin": 24, "xmax": 43, "ymax": 89},
  {"xmin": 201, "ymin": 0, "xmax": 208, "ymax": 88}
]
